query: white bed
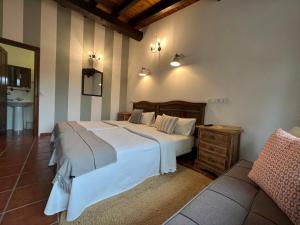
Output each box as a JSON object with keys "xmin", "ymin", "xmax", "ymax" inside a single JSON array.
[
  {"xmin": 45, "ymin": 121, "xmax": 194, "ymax": 221},
  {"xmin": 107, "ymin": 120, "xmax": 194, "ymax": 172}
]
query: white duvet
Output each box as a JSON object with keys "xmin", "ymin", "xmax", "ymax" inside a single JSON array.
[{"xmin": 106, "ymin": 120, "xmax": 194, "ymax": 173}]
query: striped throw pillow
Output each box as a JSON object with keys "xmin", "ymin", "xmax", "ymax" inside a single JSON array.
[
  {"xmin": 154, "ymin": 115, "xmax": 163, "ymax": 128},
  {"xmin": 157, "ymin": 114, "xmax": 178, "ymax": 134}
]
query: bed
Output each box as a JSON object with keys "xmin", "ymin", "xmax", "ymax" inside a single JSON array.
[{"xmin": 44, "ymin": 101, "xmax": 206, "ymax": 221}]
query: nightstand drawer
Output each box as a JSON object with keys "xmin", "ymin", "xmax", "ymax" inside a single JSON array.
[
  {"xmin": 200, "ymin": 130, "xmax": 228, "ymax": 147},
  {"xmin": 199, "ymin": 141, "xmax": 227, "ymax": 158},
  {"xmin": 199, "ymin": 151, "xmax": 226, "ymax": 170}
]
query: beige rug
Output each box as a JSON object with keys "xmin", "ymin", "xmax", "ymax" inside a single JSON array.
[{"xmin": 60, "ymin": 166, "xmax": 212, "ymax": 225}]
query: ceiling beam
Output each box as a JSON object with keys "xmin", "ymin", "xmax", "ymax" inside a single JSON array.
[
  {"xmin": 54, "ymin": 0, "xmax": 143, "ymax": 41},
  {"xmin": 129, "ymin": 0, "xmax": 183, "ymax": 26},
  {"xmin": 111, "ymin": 0, "xmax": 140, "ymax": 17}
]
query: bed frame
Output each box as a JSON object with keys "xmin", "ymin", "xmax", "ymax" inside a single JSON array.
[{"xmin": 133, "ymin": 101, "xmax": 206, "ymax": 127}]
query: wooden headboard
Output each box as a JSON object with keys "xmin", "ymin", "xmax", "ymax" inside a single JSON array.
[{"xmin": 133, "ymin": 101, "xmax": 206, "ymax": 126}]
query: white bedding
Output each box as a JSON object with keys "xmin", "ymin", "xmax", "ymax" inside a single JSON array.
[
  {"xmin": 106, "ymin": 120, "xmax": 194, "ymax": 173},
  {"xmin": 45, "ymin": 120, "xmax": 194, "ymax": 221},
  {"xmin": 77, "ymin": 120, "xmax": 117, "ymax": 131},
  {"xmin": 45, "ymin": 127, "xmax": 160, "ymax": 221}
]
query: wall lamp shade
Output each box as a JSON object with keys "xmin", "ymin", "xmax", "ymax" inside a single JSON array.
[
  {"xmin": 139, "ymin": 67, "xmax": 151, "ymax": 76},
  {"xmin": 170, "ymin": 53, "xmax": 184, "ymax": 67}
]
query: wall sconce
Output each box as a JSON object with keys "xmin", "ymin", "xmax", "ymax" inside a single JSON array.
[
  {"xmin": 170, "ymin": 53, "xmax": 184, "ymax": 67},
  {"xmin": 150, "ymin": 38, "xmax": 161, "ymax": 53},
  {"xmin": 139, "ymin": 67, "xmax": 151, "ymax": 76},
  {"xmin": 88, "ymin": 51, "xmax": 102, "ymax": 61}
]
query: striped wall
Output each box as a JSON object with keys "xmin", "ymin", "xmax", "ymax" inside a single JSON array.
[{"xmin": 0, "ymin": 0, "xmax": 129, "ymax": 134}]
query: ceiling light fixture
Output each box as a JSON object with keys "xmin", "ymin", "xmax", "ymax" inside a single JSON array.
[
  {"xmin": 139, "ymin": 67, "xmax": 151, "ymax": 76},
  {"xmin": 170, "ymin": 53, "xmax": 184, "ymax": 67}
]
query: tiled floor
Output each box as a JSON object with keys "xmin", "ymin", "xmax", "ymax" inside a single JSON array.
[{"xmin": 0, "ymin": 131, "xmax": 57, "ymax": 225}]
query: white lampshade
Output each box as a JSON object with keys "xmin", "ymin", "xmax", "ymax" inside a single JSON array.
[
  {"xmin": 139, "ymin": 67, "xmax": 151, "ymax": 76},
  {"xmin": 170, "ymin": 53, "xmax": 184, "ymax": 67}
]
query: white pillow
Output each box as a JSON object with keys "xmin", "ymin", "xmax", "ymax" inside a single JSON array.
[
  {"xmin": 289, "ymin": 126, "xmax": 300, "ymax": 137},
  {"xmin": 174, "ymin": 118, "xmax": 197, "ymax": 136},
  {"xmin": 154, "ymin": 115, "xmax": 163, "ymax": 128},
  {"xmin": 141, "ymin": 112, "xmax": 155, "ymax": 125}
]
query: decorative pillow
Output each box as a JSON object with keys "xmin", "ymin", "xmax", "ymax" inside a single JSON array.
[
  {"xmin": 154, "ymin": 115, "xmax": 162, "ymax": 128},
  {"xmin": 290, "ymin": 126, "xmax": 300, "ymax": 138},
  {"xmin": 141, "ymin": 112, "xmax": 155, "ymax": 126},
  {"xmin": 128, "ymin": 109, "xmax": 143, "ymax": 124},
  {"xmin": 248, "ymin": 129, "xmax": 300, "ymax": 225},
  {"xmin": 174, "ymin": 118, "xmax": 197, "ymax": 136},
  {"xmin": 157, "ymin": 114, "xmax": 178, "ymax": 134}
]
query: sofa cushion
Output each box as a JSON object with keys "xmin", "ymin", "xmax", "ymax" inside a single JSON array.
[
  {"xmin": 225, "ymin": 165, "xmax": 256, "ymax": 186},
  {"xmin": 208, "ymin": 176, "xmax": 258, "ymax": 209},
  {"xmin": 243, "ymin": 213, "xmax": 276, "ymax": 225},
  {"xmin": 181, "ymin": 190, "xmax": 247, "ymax": 225},
  {"xmin": 235, "ymin": 160, "xmax": 253, "ymax": 169},
  {"xmin": 163, "ymin": 160, "xmax": 293, "ymax": 225},
  {"xmin": 251, "ymin": 190, "xmax": 293, "ymax": 225},
  {"xmin": 165, "ymin": 214, "xmax": 198, "ymax": 225}
]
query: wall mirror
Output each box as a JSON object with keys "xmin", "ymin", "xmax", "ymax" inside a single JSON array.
[{"xmin": 82, "ymin": 68, "xmax": 103, "ymax": 97}]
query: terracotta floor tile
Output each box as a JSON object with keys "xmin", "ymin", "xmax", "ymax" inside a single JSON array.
[
  {"xmin": 0, "ymin": 156, "xmax": 24, "ymax": 166},
  {"xmin": 0, "ymin": 175, "xmax": 18, "ymax": 192},
  {"xmin": 1, "ymin": 200, "xmax": 57, "ymax": 225},
  {"xmin": 31, "ymin": 145, "xmax": 51, "ymax": 153},
  {"xmin": 27, "ymin": 151, "xmax": 51, "ymax": 162},
  {"xmin": 7, "ymin": 182, "xmax": 52, "ymax": 210},
  {"xmin": 0, "ymin": 164, "xmax": 23, "ymax": 178},
  {"xmin": 23, "ymin": 159, "xmax": 50, "ymax": 173},
  {"xmin": 0, "ymin": 190, "xmax": 11, "ymax": 213},
  {"xmin": 18, "ymin": 169, "xmax": 54, "ymax": 188},
  {"xmin": 0, "ymin": 151, "xmax": 28, "ymax": 160},
  {"xmin": 8, "ymin": 181, "xmax": 52, "ymax": 209},
  {"xmin": 0, "ymin": 132, "xmax": 56, "ymax": 223}
]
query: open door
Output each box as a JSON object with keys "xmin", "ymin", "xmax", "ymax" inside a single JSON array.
[{"xmin": 0, "ymin": 46, "xmax": 7, "ymax": 135}]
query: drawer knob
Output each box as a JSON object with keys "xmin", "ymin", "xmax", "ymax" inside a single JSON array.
[{"xmin": 209, "ymin": 135, "xmax": 216, "ymax": 140}]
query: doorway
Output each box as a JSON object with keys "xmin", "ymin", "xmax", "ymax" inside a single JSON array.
[{"xmin": 0, "ymin": 37, "xmax": 40, "ymax": 139}]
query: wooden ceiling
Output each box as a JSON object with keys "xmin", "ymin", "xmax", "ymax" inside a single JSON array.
[{"xmin": 54, "ymin": 0, "xmax": 200, "ymax": 41}]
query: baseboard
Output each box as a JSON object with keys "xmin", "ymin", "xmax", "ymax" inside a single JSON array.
[{"xmin": 40, "ymin": 132, "xmax": 51, "ymax": 137}]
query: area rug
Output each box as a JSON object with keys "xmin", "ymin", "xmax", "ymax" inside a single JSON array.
[{"xmin": 60, "ymin": 166, "xmax": 212, "ymax": 225}]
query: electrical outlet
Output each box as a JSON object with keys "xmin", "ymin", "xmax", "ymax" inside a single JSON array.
[{"xmin": 207, "ymin": 97, "xmax": 229, "ymax": 104}]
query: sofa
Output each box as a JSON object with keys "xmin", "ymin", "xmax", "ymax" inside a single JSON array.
[{"xmin": 163, "ymin": 160, "xmax": 293, "ymax": 225}]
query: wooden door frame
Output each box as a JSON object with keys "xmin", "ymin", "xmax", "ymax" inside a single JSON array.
[{"xmin": 0, "ymin": 37, "xmax": 40, "ymax": 137}]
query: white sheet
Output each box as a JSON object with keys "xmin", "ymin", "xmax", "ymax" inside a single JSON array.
[
  {"xmin": 77, "ymin": 120, "xmax": 117, "ymax": 131},
  {"xmin": 106, "ymin": 121, "xmax": 194, "ymax": 173},
  {"xmin": 80, "ymin": 120, "xmax": 194, "ymax": 170},
  {"xmin": 45, "ymin": 127, "xmax": 160, "ymax": 221}
]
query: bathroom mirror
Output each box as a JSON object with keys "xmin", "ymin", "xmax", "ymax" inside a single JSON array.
[{"xmin": 81, "ymin": 68, "xmax": 103, "ymax": 97}]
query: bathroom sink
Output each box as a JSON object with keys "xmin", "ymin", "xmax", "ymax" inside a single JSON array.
[
  {"xmin": 7, "ymin": 100, "xmax": 33, "ymax": 133},
  {"xmin": 7, "ymin": 101, "xmax": 33, "ymax": 107}
]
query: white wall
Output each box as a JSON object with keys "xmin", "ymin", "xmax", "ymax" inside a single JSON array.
[
  {"xmin": 39, "ymin": 0, "xmax": 57, "ymax": 133},
  {"xmin": 127, "ymin": 0, "xmax": 300, "ymax": 160}
]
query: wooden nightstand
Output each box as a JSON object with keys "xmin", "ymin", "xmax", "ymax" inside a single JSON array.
[
  {"xmin": 117, "ymin": 112, "xmax": 131, "ymax": 121},
  {"xmin": 195, "ymin": 125, "xmax": 243, "ymax": 175}
]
